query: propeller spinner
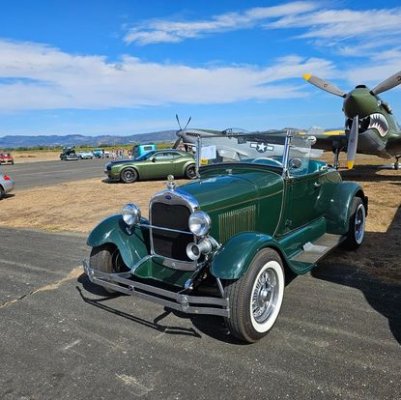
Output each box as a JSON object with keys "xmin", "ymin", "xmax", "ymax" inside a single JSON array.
[{"xmin": 303, "ymin": 70, "xmax": 401, "ymax": 168}]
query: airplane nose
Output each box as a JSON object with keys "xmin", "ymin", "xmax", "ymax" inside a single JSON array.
[{"xmin": 343, "ymin": 90, "xmax": 379, "ymax": 118}]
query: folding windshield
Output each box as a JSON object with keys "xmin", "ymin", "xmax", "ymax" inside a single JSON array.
[{"xmin": 195, "ymin": 131, "xmax": 320, "ymax": 176}]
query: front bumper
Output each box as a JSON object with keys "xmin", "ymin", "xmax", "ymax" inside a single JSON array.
[
  {"xmin": 83, "ymin": 259, "xmax": 230, "ymax": 318},
  {"xmin": 104, "ymin": 171, "xmax": 119, "ymax": 181}
]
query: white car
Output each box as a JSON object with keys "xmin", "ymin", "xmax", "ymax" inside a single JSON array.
[
  {"xmin": 77, "ymin": 151, "xmax": 94, "ymax": 159},
  {"xmin": 0, "ymin": 172, "xmax": 14, "ymax": 199}
]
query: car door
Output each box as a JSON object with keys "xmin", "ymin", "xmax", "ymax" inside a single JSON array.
[
  {"xmin": 282, "ymin": 169, "xmax": 322, "ymax": 233},
  {"xmin": 144, "ymin": 152, "xmax": 175, "ymax": 179},
  {"xmin": 171, "ymin": 152, "xmax": 188, "ymax": 176}
]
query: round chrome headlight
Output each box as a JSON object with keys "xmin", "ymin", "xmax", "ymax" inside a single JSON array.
[
  {"xmin": 188, "ymin": 211, "xmax": 211, "ymax": 237},
  {"xmin": 122, "ymin": 203, "xmax": 141, "ymax": 227}
]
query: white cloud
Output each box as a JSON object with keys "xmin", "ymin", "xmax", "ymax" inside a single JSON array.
[
  {"xmin": 124, "ymin": 2, "xmax": 318, "ymax": 45},
  {"xmin": 0, "ymin": 39, "xmax": 335, "ymax": 111},
  {"xmin": 268, "ymin": 8, "xmax": 401, "ymax": 40},
  {"xmin": 123, "ymin": 3, "xmax": 401, "ymax": 61}
]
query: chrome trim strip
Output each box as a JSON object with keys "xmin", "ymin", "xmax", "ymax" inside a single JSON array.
[
  {"xmin": 150, "ymin": 188, "xmax": 199, "ymax": 212},
  {"xmin": 282, "ymin": 130, "xmax": 292, "ymax": 178},
  {"xmin": 83, "ymin": 259, "xmax": 230, "ymax": 318}
]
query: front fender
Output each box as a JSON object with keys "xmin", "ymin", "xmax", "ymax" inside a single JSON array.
[
  {"xmin": 210, "ymin": 232, "xmax": 285, "ymax": 280},
  {"xmin": 87, "ymin": 215, "xmax": 150, "ymax": 268}
]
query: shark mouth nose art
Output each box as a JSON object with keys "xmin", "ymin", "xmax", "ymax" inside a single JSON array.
[{"xmin": 365, "ymin": 113, "xmax": 389, "ymax": 137}]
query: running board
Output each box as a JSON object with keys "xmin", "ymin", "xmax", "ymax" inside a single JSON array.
[{"xmin": 290, "ymin": 233, "xmax": 343, "ymax": 264}]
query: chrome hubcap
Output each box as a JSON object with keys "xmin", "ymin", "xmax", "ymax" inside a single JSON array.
[
  {"xmin": 354, "ymin": 204, "xmax": 365, "ymax": 244},
  {"xmin": 252, "ymin": 268, "xmax": 278, "ymax": 323}
]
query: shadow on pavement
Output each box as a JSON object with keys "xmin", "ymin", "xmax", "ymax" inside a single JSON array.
[
  {"xmin": 77, "ymin": 273, "xmax": 244, "ymax": 344},
  {"xmin": 77, "ymin": 274, "xmax": 201, "ymax": 338},
  {"xmin": 312, "ymin": 204, "xmax": 401, "ymax": 344},
  {"xmin": 312, "ymin": 261, "xmax": 401, "ymax": 345}
]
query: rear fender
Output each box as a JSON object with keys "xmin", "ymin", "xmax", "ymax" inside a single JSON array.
[
  {"xmin": 319, "ymin": 182, "xmax": 367, "ymax": 234},
  {"xmin": 87, "ymin": 215, "xmax": 150, "ymax": 268},
  {"xmin": 210, "ymin": 232, "xmax": 288, "ymax": 280}
]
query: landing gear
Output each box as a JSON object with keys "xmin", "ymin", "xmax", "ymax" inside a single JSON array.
[
  {"xmin": 394, "ymin": 156, "xmax": 400, "ymax": 170},
  {"xmin": 331, "ymin": 144, "xmax": 345, "ymax": 169},
  {"xmin": 333, "ymin": 147, "xmax": 341, "ymax": 169}
]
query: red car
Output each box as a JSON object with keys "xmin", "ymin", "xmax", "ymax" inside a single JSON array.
[{"xmin": 0, "ymin": 152, "xmax": 14, "ymax": 165}]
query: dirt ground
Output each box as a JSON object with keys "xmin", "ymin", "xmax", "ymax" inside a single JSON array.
[
  {"xmin": 1, "ymin": 151, "xmax": 400, "ymax": 284},
  {"xmin": 12, "ymin": 150, "xmax": 60, "ymax": 163}
]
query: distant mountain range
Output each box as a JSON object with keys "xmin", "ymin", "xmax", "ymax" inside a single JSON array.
[{"xmin": 0, "ymin": 130, "xmax": 177, "ymax": 149}]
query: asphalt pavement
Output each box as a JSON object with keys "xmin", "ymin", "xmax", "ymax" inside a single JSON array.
[
  {"xmin": 1, "ymin": 227, "xmax": 400, "ymax": 400},
  {"xmin": 0, "ymin": 158, "xmax": 108, "ymax": 190}
]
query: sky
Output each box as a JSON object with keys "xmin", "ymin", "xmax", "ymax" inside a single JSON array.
[{"xmin": 1, "ymin": 0, "xmax": 401, "ymax": 137}]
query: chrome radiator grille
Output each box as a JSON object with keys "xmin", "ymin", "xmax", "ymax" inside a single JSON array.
[{"xmin": 150, "ymin": 202, "xmax": 193, "ymax": 261}]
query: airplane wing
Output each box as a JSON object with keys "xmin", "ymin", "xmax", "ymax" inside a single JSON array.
[
  {"xmin": 181, "ymin": 127, "xmax": 348, "ymax": 154},
  {"xmin": 265, "ymin": 128, "xmax": 347, "ymax": 151},
  {"xmin": 311, "ymin": 129, "xmax": 347, "ymax": 152}
]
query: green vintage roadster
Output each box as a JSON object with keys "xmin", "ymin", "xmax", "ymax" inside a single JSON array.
[
  {"xmin": 84, "ymin": 131, "xmax": 367, "ymax": 343},
  {"xmin": 104, "ymin": 149, "xmax": 196, "ymax": 183}
]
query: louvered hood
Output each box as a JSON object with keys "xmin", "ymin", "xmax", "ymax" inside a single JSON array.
[{"xmin": 178, "ymin": 170, "xmax": 284, "ymax": 241}]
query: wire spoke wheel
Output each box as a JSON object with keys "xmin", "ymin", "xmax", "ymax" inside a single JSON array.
[
  {"xmin": 251, "ymin": 269, "xmax": 278, "ymax": 324},
  {"xmin": 225, "ymin": 248, "xmax": 284, "ymax": 343}
]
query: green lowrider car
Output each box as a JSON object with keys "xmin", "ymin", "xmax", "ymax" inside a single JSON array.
[
  {"xmin": 84, "ymin": 131, "xmax": 368, "ymax": 343},
  {"xmin": 104, "ymin": 149, "xmax": 196, "ymax": 183}
]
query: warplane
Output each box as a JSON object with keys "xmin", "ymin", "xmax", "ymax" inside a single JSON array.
[
  {"xmin": 172, "ymin": 116, "xmax": 324, "ymax": 160},
  {"xmin": 303, "ymin": 71, "xmax": 401, "ymax": 169}
]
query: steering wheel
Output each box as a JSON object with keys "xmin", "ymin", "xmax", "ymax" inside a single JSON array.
[{"xmin": 252, "ymin": 157, "xmax": 283, "ymax": 167}]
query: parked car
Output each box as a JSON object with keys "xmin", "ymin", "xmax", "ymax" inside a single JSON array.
[
  {"xmin": 0, "ymin": 171, "xmax": 14, "ymax": 199},
  {"xmin": 60, "ymin": 147, "xmax": 78, "ymax": 161},
  {"xmin": 0, "ymin": 152, "xmax": 14, "ymax": 165},
  {"xmin": 77, "ymin": 151, "xmax": 94, "ymax": 159},
  {"xmin": 84, "ymin": 132, "xmax": 367, "ymax": 343},
  {"xmin": 93, "ymin": 148, "xmax": 110, "ymax": 158},
  {"xmin": 104, "ymin": 149, "xmax": 196, "ymax": 183}
]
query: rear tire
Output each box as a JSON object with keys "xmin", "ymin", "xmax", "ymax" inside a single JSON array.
[
  {"xmin": 89, "ymin": 244, "xmax": 128, "ymax": 293},
  {"xmin": 121, "ymin": 168, "xmax": 138, "ymax": 183},
  {"xmin": 342, "ymin": 197, "xmax": 366, "ymax": 250},
  {"xmin": 0, "ymin": 185, "xmax": 5, "ymax": 200},
  {"xmin": 225, "ymin": 248, "xmax": 285, "ymax": 343}
]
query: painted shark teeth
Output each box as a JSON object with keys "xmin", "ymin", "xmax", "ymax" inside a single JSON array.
[{"xmin": 366, "ymin": 113, "xmax": 389, "ymax": 137}]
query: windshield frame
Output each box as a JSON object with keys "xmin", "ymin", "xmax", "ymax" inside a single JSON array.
[{"xmin": 193, "ymin": 131, "xmax": 316, "ymax": 178}]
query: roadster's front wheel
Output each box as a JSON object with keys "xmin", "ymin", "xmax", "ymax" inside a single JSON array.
[
  {"xmin": 89, "ymin": 244, "xmax": 128, "ymax": 293},
  {"xmin": 225, "ymin": 248, "xmax": 285, "ymax": 343}
]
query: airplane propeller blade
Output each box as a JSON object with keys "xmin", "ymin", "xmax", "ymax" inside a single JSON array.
[
  {"xmin": 176, "ymin": 114, "xmax": 182, "ymax": 130},
  {"xmin": 303, "ymin": 74, "xmax": 346, "ymax": 98},
  {"xmin": 183, "ymin": 116, "xmax": 192, "ymax": 130},
  {"xmin": 371, "ymin": 70, "xmax": 401, "ymax": 95},
  {"xmin": 347, "ymin": 115, "xmax": 359, "ymax": 169}
]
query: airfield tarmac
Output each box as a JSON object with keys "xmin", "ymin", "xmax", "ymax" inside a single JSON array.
[{"xmin": 0, "ymin": 155, "xmax": 401, "ymax": 399}]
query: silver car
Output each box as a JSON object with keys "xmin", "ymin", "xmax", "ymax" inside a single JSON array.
[{"xmin": 0, "ymin": 172, "xmax": 14, "ymax": 199}]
